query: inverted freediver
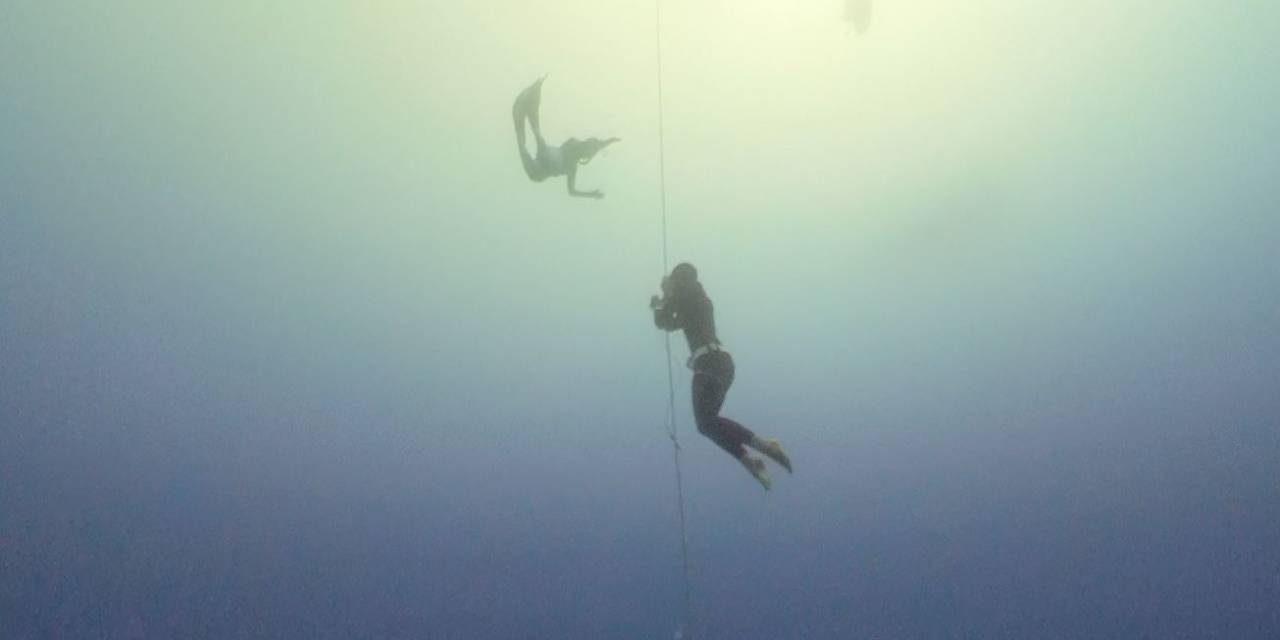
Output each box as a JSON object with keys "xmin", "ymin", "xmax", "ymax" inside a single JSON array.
[
  {"xmin": 512, "ymin": 76, "xmax": 620, "ymax": 199},
  {"xmin": 651, "ymin": 263, "xmax": 793, "ymax": 490}
]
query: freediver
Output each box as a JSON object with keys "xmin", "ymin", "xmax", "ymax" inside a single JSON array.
[
  {"xmin": 651, "ymin": 263, "xmax": 793, "ymax": 489},
  {"xmin": 512, "ymin": 76, "xmax": 620, "ymax": 199}
]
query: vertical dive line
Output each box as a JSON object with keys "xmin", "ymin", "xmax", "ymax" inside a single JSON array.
[
  {"xmin": 656, "ymin": 0, "xmax": 669, "ymax": 271},
  {"xmin": 655, "ymin": 0, "xmax": 693, "ymax": 635},
  {"xmin": 666, "ymin": 336, "xmax": 693, "ymax": 635}
]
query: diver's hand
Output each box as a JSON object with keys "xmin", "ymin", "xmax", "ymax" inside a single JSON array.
[
  {"xmin": 650, "ymin": 295, "xmax": 664, "ymax": 310},
  {"xmin": 660, "ymin": 276, "xmax": 673, "ymax": 297},
  {"xmin": 585, "ymin": 190, "xmax": 604, "ymax": 200}
]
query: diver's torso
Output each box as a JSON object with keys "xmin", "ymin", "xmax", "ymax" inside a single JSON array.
[
  {"xmin": 678, "ymin": 292, "xmax": 719, "ymax": 353},
  {"xmin": 536, "ymin": 144, "xmax": 567, "ymax": 176}
]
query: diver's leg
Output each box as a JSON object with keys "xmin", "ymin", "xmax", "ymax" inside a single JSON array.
[
  {"xmin": 716, "ymin": 417, "xmax": 757, "ymax": 454},
  {"xmin": 514, "ymin": 111, "xmax": 527, "ymax": 151},
  {"xmin": 696, "ymin": 360, "xmax": 752, "ymax": 460},
  {"xmin": 518, "ymin": 147, "xmax": 543, "ymax": 181},
  {"xmin": 513, "ymin": 106, "xmax": 536, "ymax": 179},
  {"xmin": 513, "ymin": 82, "xmax": 548, "ymax": 181},
  {"xmin": 709, "ymin": 404, "xmax": 769, "ymax": 490},
  {"xmin": 692, "ymin": 372, "xmax": 744, "ymax": 457},
  {"xmin": 692, "ymin": 355, "xmax": 769, "ymax": 488},
  {"xmin": 513, "ymin": 113, "xmax": 545, "ymax": 181},
  {"xmin": 713, "ymin": 354, "xmax": 789, "ymax": 472}
]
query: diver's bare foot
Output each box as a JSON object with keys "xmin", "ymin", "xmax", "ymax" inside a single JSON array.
[
  {"xmin": 741, "ymin": 455, "xmax": 772, "ymax": 490},
  {"xmin": 750, "ymin": 437, "xmax": 792, "ymax": 474}
]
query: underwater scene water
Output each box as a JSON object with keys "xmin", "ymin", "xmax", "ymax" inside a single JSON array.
[{"xmin": 2, "ymin": 2, "xmax": 1278, "ymax": 638}]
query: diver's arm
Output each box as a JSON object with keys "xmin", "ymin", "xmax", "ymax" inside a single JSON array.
[
  {"xmin": 566, "ymin": 165, "xmax": 603, "ymax": 199},
  {"xmin": 653, "ymin": 303, "xmax": 679, "ymax": 331},
  {"xmin": 652, "ymin": 295, "xmax": 680, "ymax": 331}
]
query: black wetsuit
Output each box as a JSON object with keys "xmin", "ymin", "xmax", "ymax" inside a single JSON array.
[{"xmin": 654, "ymin": 284, "xmax": 756, "ymax": 458}]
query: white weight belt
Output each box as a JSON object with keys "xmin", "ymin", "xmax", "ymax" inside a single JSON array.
[{"xmin": 687, "ymin": 342, "xmax": 728, "ymax": 368}]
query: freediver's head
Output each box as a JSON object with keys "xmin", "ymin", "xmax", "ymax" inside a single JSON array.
[
  {"xmin": 575, "ymin": 137, "xmax": 620, "ymax": 165},
  {"xmin": 670, "ymin": 262, "xmax": 698, "ymax": 289}
]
